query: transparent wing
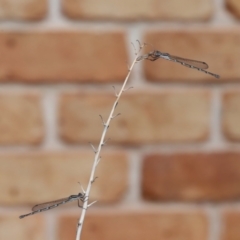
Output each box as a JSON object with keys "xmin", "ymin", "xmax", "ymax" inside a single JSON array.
[
  {"xmin": 169, "ymin": 55, "xmax": 209, "ymax": 69},
  {"xmin": 32, "ymin": 197, "xmax": 69, "ymax": 211}
]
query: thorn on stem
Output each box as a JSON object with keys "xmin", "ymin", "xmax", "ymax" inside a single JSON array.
[
  {"xmin": 88, "ymin": 200, "xmax": 97, "ymax": 208},
  {"xmin": 103, "ymin": 138, "xmax": 110, "ymax": 145},
  {"xmin": 89, "ymin": 142, "xmax": 97, "ymax": 153},
  {"xmin": 112, "ymin": 86, "xmax": 118, "ymax": 97},
  {"xmin": 91, "ymin": 176, "xmax": 98, "ymax": 184},
  {"xmin": 136, "ymin": 40, "xmax": 142, "ymax": 52},
  {"xmin": 131, "ymin": 41, "xmax": 137, "ymax": 55},
  {"xmin": 78, "ymin": 182, "xmax": 86, "ymax": 194},
  {"xmin": 111, "ymin": 113, "xmax": 121, "ymax": 119},
  {"xmin": 123, "ymin": 86, "xmax": 134, "ymax": 92},
  {"xmin": 99, "ymin": 115, "xmax": 106, "ymax": 126}
]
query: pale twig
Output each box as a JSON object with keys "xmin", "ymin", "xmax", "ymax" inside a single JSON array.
[
  {"xmin": 88, "ymin": 200, "xmax": 97, "ymax": 208},
  {"xmin": 123, "ymin": 86, "xmax": 134, "ymax": 92},
  {"xmin": 131, "ymin": 42, "xmax": 137, "ymax": 55},
  {"xmin": 111, "ymin": 113, "xmax": 121, "ymax": 119},
  {"xmin": 112, "ymin": 86, "xmax": 118, "ymax": 97},
  {"xmin": 75, "ymin": 41, "xmax": 145, "ymax": 240},
  {"xmin": 102, "ymin": 138, "xmax": 110, "ymax": 146},
  {"xmin": 78, "ymin": 182, "xmax": 86, "ymax": 194},
  {"xmin": 99, "ymin": 115, "xmax": 107, "ymax": 126},
  {"xmin": 89, "ymin": 142, "xmax": 97, "ymax": 153}
]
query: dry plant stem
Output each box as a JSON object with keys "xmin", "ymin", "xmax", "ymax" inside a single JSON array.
[{"xmin": 75, "ymin": 44, "xmax": 144, "ymax": 240}]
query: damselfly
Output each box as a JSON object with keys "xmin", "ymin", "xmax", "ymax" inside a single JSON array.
[
  {"xmin": 19, "ymin": 192, "xmax": 85, "ymax": 219},
  {"xmin": 137, "ymin": 50, "xmax": 220, "ymax": 78}
]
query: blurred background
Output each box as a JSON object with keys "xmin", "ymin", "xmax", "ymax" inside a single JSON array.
[{"xmin": 0, "ymin": 0, "xmax": 240, "ymax": 239}]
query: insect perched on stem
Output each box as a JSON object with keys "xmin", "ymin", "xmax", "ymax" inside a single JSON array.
[
  {"xmin": 137, "ymin": 50, "xmax": 220, "ymax": 79},
  {"xmin": 19, "ymin": 192, "xmax": 86, "ymax": 219}
]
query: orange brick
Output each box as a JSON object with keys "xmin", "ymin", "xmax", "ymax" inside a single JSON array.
[
  {"xmin": 59, "ymin": 90, "xmax": 210, "ymax": 144},
  {"xmin": 0, "ymin": 215, "xmax": 46, "ymax": 240},
  {"xmin": 62, "ymin": 0, "xmax": 212, "ymax": 20},
  {"xmin": 0, "ymin": 31, "xmax": 127, "ymax": 82},
  {"xmin": 58, "ymin": 208, "xmax": 208, "ymax": 240},
  {"xmin": 226, "ymin": 0, "xmax": 240, "ymax": 19},
  {"xmin": 222, "ymin": 91, "xmax": 240, "ymax": 141},
  {"xmin": 0, "ymin": 93, "xmax": 43, "ymax": 145},
  {"xmin": 221, "ymin": 209, "xmax": 240, "ymax": 240},
  {"xmin": 142, "ymin": 152, "xmax": 240, "ymax": 201},
  {"xmin": 0, "ymin": 0, "xmax": 47, "ymax": 20},
  {"xmin": 0, "ymin": 151, "xmax": 128, "ymax": 205},
  {"xmin": 142, "ymin": 30, "xmax": 239, "ymax": 81}
]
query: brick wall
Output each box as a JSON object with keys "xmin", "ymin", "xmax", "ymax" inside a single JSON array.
[{"xmin": 0, "ymin": 0, "xmax": 240, "ymax": 240}]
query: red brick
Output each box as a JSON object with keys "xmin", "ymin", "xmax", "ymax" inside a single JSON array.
[
  {"xmin": 0, "ymin": 215, "xmax": 46, "ymax": 239},
  {"xmin": 0, "ymin": 31, "xmax": 127, "ymax": 82},
  {"xmin": 221, "ymin": 209, "xmax": 240, "ymax": 240},
  {"xmin": 59, "ymin": 90, "xmax": 210, "ymax": 144},
  {"xmin": 0, "ymin": 0, "xmax": 47, "ymax": 20},
  {"xmin": 226, "ymin": 0, "xmax": 240, "ymax": 19},
  {"xmin": 62, "ymin": 0, "xmax": 212, "ymax": 20},
  {"xmin": 142, "ymin": 30, "xmax": 239, "ymax": 81},
  {"xmin": 142, "ymin": 152, "xmax": 240, "ymax": 201},
  {"xmin": 0, "ymin": 93, "xmax": 43, "ymax": 145},
  {"xmin": 58, "ymin": 208, "xmax": 208, "ymax": 240},
  {"xmin": 0, "ymin": 151, "xmax": 128, "ymax": 205},
  {"xmin": 222, "ymin": 91, "xmax": 240, "ymax": 141}
]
